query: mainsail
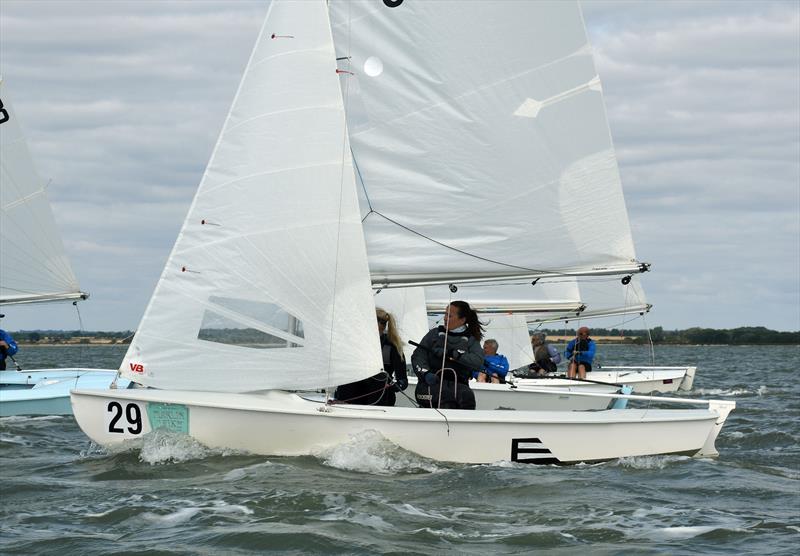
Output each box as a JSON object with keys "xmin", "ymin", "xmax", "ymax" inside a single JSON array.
[
  {"xmin": 329, "ymin": 0, "xmax": 645, "ymax": 287},
  {"xmin": 0, "ymin": 78, "xmax": 85, "ymax": 305},
  {"xmin": 118, "ymin": 0, "xmax": 383, "ymax": 391}
]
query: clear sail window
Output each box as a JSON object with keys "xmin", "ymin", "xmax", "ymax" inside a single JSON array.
[{"xmin": 198, "ymin": 297, "xmax": 304, "ymax": 349}]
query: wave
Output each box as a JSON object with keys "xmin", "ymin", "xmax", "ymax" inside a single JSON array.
[{"xmin": 318, "ymin": 430, "xmax": 442, "ymax": 475}]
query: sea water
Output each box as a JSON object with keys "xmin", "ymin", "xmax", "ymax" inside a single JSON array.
[{"xmin": 1, "ymin": 344, "xmax": 798, "ymax": 555}]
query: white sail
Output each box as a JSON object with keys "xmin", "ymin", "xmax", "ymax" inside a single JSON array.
[
  {"xmin": 527, "ymin": 275, "xmax": 651, "ymax": 325},
  {"xmin": 425, "ymin": 275, "xmax": 650, "ymax": 324},
  {"xmin": 483, "ymin": 314, "xmax": 535, "ymax": 371},
  {"xmin": 425, "ymin": 279, "xmax": 584, "ymax": 315},
  {"xmin": 329, "ymin": 0, "xmax": 643, "ymax": 287},
  {"xmin": 119, "ymin": 0, "xmax": 383, "ymax": 392},
  {"xmin": 0, "ymin": 78, "xmax": 84, "ymax": 305},
  {"xmin": 373, "ymin": 286, "xmax": 429, "ymax": 362}
]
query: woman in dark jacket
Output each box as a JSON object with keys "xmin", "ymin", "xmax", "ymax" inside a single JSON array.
[
  {"xmin": 411, "ymin": 300, "xmax": 484, "ymax": 409},
  {"xmin": 334, "ymin": 308, "xmax": 408, "ymax": 406}
]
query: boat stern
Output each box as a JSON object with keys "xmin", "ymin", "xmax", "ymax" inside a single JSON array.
[
  {"xmin": 679, "ymin": 366, "xmax": 697, "ymax": 391},
  {"xmin": 695, "ymin": 399, "xmax": 736, "ymax": 457}
]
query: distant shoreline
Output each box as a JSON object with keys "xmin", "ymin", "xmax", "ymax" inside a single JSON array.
[
  {"xmin": 16, "ymin": 341, "xmax": 798, "ymax": 347},
  {"xmin": 9, "ymin": 325, "xmax": 797, "ymax": 347}
]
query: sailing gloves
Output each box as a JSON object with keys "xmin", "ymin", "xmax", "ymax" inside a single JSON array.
[{"xmin": 394, "ymin": 377, "xmax": 408, "ymax": 391}]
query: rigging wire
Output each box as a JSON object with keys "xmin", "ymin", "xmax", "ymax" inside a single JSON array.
[
  {"xmin": 72, "ymin": 300, "xmax": 89, "ymax": 388},
  {"xmin": 642, "ymin": 311, "xmax": 656, "ymax": 366},
  {"xmin": 365, "ymin": 209, "xmax": 618, "ymax": 277}
]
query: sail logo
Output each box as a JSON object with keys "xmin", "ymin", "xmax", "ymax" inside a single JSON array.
[
  {"xmin": 129, "ymin": 362, "xmax": 145, "ymax": 374},
  {"xmin": 0, "ymin": 98, "xmax": 9, "ymax": 125}
]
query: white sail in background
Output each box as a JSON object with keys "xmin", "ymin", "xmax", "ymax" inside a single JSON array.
[
  {"xmin": 329, "ymin": 0, "xmax": 643, "ymax": 287},
  {"xmin": 483, "ymin": 314, "xmax": 535, "ymax": 371},
  {"xmin": 527, "ymin": 275, "xmax": 651, "ymax": 324},
  {"xmin": 119, "ymin": 0, "xmax": 383, "ymax": 392},
  {"xmin": 0, "ymin": 79, "xmax": 84, "ymax": 305},
  {"xmin": 373, "ymin": 286, "xmax": 429, "ymax": 362},
  {"xmin": 425, "ymin": 279, "xmax": 584, "ymax": 315},
  {"xmin": 426, "ymin": 276, "xmax": 650, "ymax": 324}
]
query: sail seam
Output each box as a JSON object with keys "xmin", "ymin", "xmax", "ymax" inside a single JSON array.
[
  {"xmin": 222, "ymin": 102, "xmax": 342, "ymax": 135},
  {"xmin": 201, "ymin": 161, "xmax": 343, "ymax": 196}
]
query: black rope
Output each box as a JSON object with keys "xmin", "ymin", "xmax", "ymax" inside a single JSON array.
[
  {"xmin": 368, "ymin": 210, "xmax": 564, "ymax": 275},
  {"xmin": 352, "ymin": 152, "xmax": 646, "ymax": 280},
  {"xmin": 351, "ymin": 151, "xmax": 374, "ymax": 214}
]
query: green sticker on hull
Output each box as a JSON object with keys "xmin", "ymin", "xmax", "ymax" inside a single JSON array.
[{"xmin": 147, "ymin": 402, "xmax": 189, "ymax": 433}]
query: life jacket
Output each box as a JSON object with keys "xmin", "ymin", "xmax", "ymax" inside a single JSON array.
[
  {"xmin": 532, "ymin": 344, "xmax": 557, "ymax": 373},
  {"xmin": 533, "ymin": 344, "xmax": 550, "ymax": 362},
  {"xmin": 414, "ymin": 375, "xmax": 476, "ymax": 410},
  {"xmin": 434, "ymin": 326, "xmax": 479, "ymax": 383}
]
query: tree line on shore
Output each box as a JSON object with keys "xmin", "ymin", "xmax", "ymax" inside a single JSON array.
[
  {"xmin": 535, "ymin": 326, "xmax": 798, "ymax": 345},
  {"xmin": 8, "ymin": 326, "xmax": 799, "ymax": 345}
]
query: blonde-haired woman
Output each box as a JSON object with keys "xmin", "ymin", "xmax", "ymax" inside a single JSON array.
[{"xmin": 334, "ymin": 308, "xmax": 408, "ymax": 406}]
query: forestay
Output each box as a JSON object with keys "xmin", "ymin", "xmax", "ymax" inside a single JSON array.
[
  {"xmin": 118, "ymin": 1, "xmax": 383, "ymax": 392},
  {"xmin": 329, "ymin": 0, "xmax": 642, "ymax": 286},
  {"xmin": 0, "ymin": 79, "xmax": 84, "ymax": 305}
]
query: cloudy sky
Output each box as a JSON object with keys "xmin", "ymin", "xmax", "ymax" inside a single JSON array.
[{"xmin": 1, "ymin": 0, "xmax": 798, "ymax": 332}]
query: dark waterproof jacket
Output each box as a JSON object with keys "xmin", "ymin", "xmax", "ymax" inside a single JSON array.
[
  {"xmin": 411, "ymin": 326, "xmax": 485, "ymax": 384},
  {"xmin": 335, "ymin": 335, "xmax": 406, "ymax": 406}
]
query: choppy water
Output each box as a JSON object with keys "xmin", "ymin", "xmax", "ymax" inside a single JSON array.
[{"xmin": 1, "ymin": 344, "xmax": 798, "ymax": 555}]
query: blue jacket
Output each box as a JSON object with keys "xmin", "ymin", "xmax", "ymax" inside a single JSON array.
[
  {"xmin": 475, "ymin": 353, "xmax": 510, "ymax": 379},
  {"xmin": 0, "ymin": 329, "xmax": 18, "ymax": 361},
  {"xmin": 565, "ymin": 337, "xmax": 596, "ymax": 364}
]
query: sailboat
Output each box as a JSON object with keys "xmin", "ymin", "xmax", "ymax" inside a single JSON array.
[
  {"xmin": 0, "ymin": 78, "xmax": 123, "ymax": 416},
  {"xmin": 370, "ymin": 287, "xmax": 622, "ymax": 411},
  {"xmin": 71, "ymin": 0, "xmax": 734, "ymax": 464},
  {"xmin": 425, "ymin": 277, "xmax": 697, "ymax": 393}
]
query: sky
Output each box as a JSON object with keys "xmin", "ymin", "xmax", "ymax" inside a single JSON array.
[{"xmin": 0, "ymin": 0, "xmax": 798, "ymax": 332}]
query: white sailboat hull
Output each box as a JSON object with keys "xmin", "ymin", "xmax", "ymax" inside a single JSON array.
[
  {"xmin": 70, "ymin": 388, "xmax": 729, "ymax": 465},
  {"xmin": 0, "ymin": 369, "xmax": 124, "ymax": 416},
  {"xmin": 400, "ymin": 376, "xmax": 619, "ymax": 411},
  {"xmin": 529, "ymin": 366, "xmax": 697, "ymax": 393}
]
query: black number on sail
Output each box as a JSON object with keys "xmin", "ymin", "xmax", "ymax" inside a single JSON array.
[
  {"xmin": 107, "ymin": 401, "xmax": 124, "ymax": 433},
  {"xmin": 0, "ymin": 98, "xmax": 9, "ymax": 125},
  {"xmin": 383, "ymin": 0, "xmax": 403, "ymax": 7}
]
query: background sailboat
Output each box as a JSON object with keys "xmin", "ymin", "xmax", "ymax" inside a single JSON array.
[
  {"xmin": 424, "ymin": 276, "xmax": 695, "ymax": 392},
  {"xmin": 0, "ymin": 78, "xmax": 122, "ymax": 416},
  {"xmin": 72, "ymin": 0, "xmax": 734, "ymax": 464}
]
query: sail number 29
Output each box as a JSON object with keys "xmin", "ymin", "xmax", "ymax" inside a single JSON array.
[{"xmin": 107, "ymin": 401, "xmax": 143, "ymax": 435}]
